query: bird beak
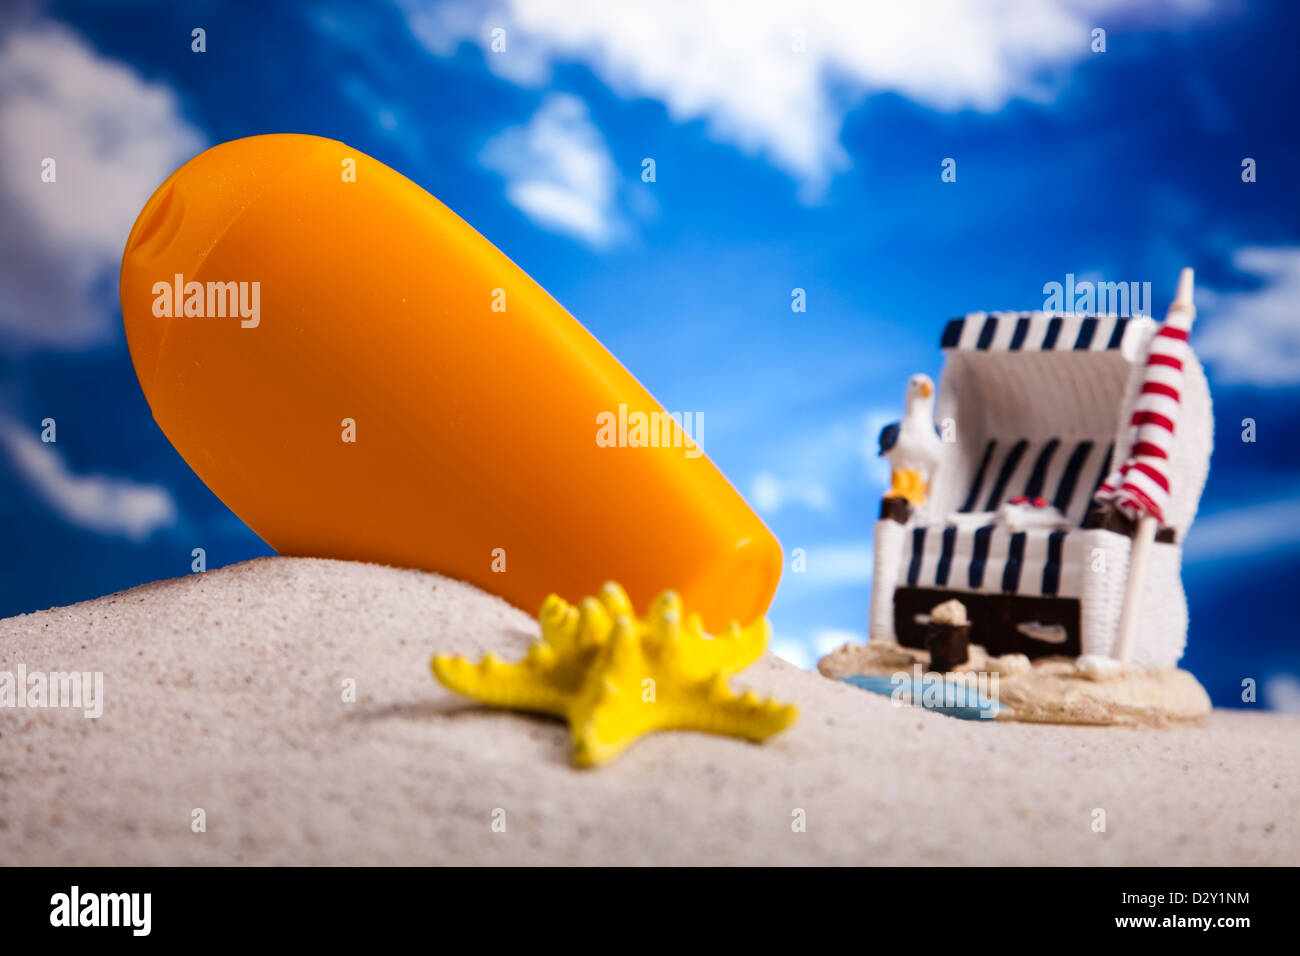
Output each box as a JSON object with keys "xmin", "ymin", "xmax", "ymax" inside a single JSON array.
[{"xmin": 919, "ymin": 380, "xmax": 933, "ymax": 398}]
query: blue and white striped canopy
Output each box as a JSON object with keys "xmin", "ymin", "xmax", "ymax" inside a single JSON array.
[{"xmin": 941, "ymin": 312, "xmax": 1150, "ymax": 358}]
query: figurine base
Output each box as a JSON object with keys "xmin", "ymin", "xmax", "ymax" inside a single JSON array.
[{"xmin": 819, "ymin": 639, "xmax": 1211, "ymax": 726}]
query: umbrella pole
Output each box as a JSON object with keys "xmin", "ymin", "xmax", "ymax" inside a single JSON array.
[
  {"xmin": 1111, "ymin": 268, "xmax": 1195, "ymax": 666},
  {"xmin": 1114, "ymin": 514, "xmax": 1157, "ymax": 664}
]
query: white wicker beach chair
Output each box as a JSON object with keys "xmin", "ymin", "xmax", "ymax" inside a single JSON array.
[{"xmin": 869, "ymin": 309, "xmax": 1213, "ymax": 668}]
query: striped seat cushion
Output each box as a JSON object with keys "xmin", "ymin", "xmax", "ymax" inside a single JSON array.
[
  {"xmin": 903, "ymin": 436, "xmax": 1117, "ymax": 600},
  {"xmin": 903, "ymin": 524, "xmax": 1082, "ymax": 599}
]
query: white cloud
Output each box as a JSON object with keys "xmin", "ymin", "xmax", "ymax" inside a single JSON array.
[
  {"xmin": 1184, "ymin": 496, "xmax": 1300, "ymax": 563},
  {"xmin": 1263, "ymin": 674, "xmax": 1300, "ymax": 714},
  {"xmin": 812, "ymin": 628, "xmax": 860, "ymax": 655},
  {"xmin": 753, "ymin": 409, "xmax": 893, "ymax": 510},
  {"xmin": 0, "ymin": 24, "xmax": 204, "ymax": 349},
  {"xmin": 793, "ymin": 540, "xmax": 875, "ymax": 591},
  {"xmin": 751, "ymin": 471, "xmax": 832, "ymax": 514},
  {"xmin": 769, "ymin": 638, "xmax": 814, "ymax": 670},
  {"xmin": 403, "ymin": 0, "xmax": 1210, "ymax": 198},
  {"xmin": 479, "ymin": 93, "xmax": 623, "ymax": 246},
  {"xmin": 771, "ymin": 628, "xmax": 861, "ymax": 670},
  {"xmin": 0, "ymin": 416, "xmax": 177, "ymax": 540},
  {"xmin": 1197, "ymin": 247, "xmax": 1300, "ymax": 386}
]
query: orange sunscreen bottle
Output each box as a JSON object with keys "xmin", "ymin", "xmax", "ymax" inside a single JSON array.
[{"xmin": 120, "ymin": 134, "xmax": 781, "ymax": 629}]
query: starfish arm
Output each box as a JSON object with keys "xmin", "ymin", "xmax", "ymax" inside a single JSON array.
[
  {"xmin": 596, "ymin": 581, "xmax": 634, "ymax": 619},
  {"xmin": 665, "ymin": 676, "xmax": 799, "ymax": 742},
  {"xmin": 671, "ymin": 615, "xmax": 770, "ymax": 677},
  {"xmin": 575, "ymin": 596, "xmax": 613, "ymax": 648},
  {"xmin": 566, "ymin": 622, "xmax": 658, "ymax": 766},
  {"xmin": 570, "ymin": 706, "xmax": 648, "ymax": 767},
  {"xmin": 568, "ymin": 678, "xmax": 654, "ymax": 768},
  {"xmin": 539, "ymin": 594, "xmax": 581, "ymax": 653},
  {"xmin": 430, "ymin": 653, "xmax": 571, "ymax": 718},
  {"xmin": 705, "ymin": 618, "xmax": 771, "ymax": 675}
]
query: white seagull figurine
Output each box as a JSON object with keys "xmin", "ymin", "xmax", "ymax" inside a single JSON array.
[{"xmin": 878, "ymin": 373, "xmax": 944, "ymax": 506}]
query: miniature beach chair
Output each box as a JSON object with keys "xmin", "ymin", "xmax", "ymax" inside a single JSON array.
[{"xmin": 869, "ymin": 286, "xmax": 1213, "ymax": 669}]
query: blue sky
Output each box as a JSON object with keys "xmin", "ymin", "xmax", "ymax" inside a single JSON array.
[{"xmin": 1, "ymin": 0, "xmax": 1298, "ymax": 711}]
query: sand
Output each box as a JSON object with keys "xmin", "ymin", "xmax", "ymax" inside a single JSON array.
[{"xmin": 1, "ymin": 556, "xmax": 1295, "ymax": 866}]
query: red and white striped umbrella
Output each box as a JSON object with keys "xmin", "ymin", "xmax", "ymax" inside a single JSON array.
[{"xmin": 1094, "ymin": 268, "xmax": 1196, "ymax": 524}]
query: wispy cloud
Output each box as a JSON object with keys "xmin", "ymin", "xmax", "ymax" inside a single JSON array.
[
  {"xmin": 769, "ymin": 638, "xmax": 814, "ymax": 670},
  {"xmin": 1185, "ymin": 495, "xmax": 1300, "ymax": 563},
  {"xmin": 790, "ymin": 540, "xmax": 874, "ymax": 592},
  {"xmin": 479, "ymin": 93, "xmax": 623, "ymax": 247},
  {"xmin": 756, "ymin": 408, "xmax": 893, "ymax": 501},
  {"xmin": 0, "ymin": 416, "xmax": 177, "ymax": 540},
  {"xmin": 1198, "ymin": 247, "xmax": 1300, "ymax": 386},
  {"xmin": 404, "ymin": 0, "xmax": 1215, "ymax": 199},
  {"xmin": 0, "ymin": 23, "xmax": 204, "ymax": 350},
  {"xmin": 772, "ymin": 627, "xmax": 860, "ymax": 669},
  {"xmin": 751, "ymin": 471, "xmax": 833, "ymax": 515},
  {"xmin": 1263, "ymin": 674, "xmax": 1300, "ymax": 714}
]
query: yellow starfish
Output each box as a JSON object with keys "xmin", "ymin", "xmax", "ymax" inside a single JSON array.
[{"xmin": 431, "ymin": 582, "xmax": 798, "ymax": 766}]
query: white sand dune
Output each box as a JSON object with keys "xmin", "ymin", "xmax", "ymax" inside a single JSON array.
[{"xmin": 1, "ymin": 556, "xmax": 1295, "ymax": 865}]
